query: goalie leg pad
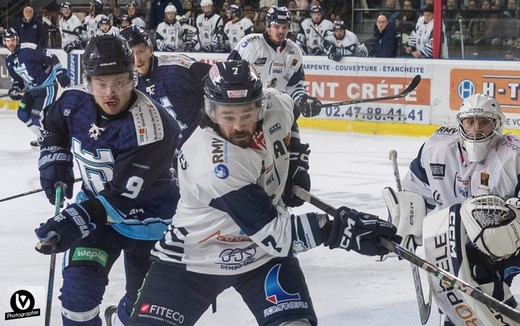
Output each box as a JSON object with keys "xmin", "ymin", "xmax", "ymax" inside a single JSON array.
[{"xmin": 382, "ymin": 187, "xmax": 426, "ymax": 246}]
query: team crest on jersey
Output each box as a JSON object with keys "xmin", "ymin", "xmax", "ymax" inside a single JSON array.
[
  {"xmin": 146, "ymin": 84, "xmax": 155, "ymax": 96},
  {"xmin": 254, "ymin": 57, "xmax": 267, "ymax": 65},
  {"xmin": 455, "ymin": 173, "xmax": 470, "ymax": 198},
  {"xmin": 269, "ymin": 123, "xmax": 281, "ymax": 134},
  {"xmin": 214, "ymin": 164, "xmax": 229, "ymax": 179},
  {"xmin": 89, "ymin": 123, "xmax": 105, "ymax": 140},
  {"xmin": 429, "ymin": 163, "xmax": 445, "ymax": 179}
]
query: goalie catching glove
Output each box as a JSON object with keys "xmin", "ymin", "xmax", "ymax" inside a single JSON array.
[
  {"xmin": 323, "ymin": 206, "xmax": 401, "ymax": 256},
  {"xmin": 460, "ymin": 194, "xmax": 520, "ymax": 258}
]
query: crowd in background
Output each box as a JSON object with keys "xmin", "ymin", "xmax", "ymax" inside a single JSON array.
[{"xmin": 1, "ymin": 0, "xmax": 519, "ymax": 59}]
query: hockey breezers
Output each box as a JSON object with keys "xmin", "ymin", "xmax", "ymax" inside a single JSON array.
[
  {"xmin": 291, "ymin": 185, "xmax": 520, "ymax": 323},
  {"xmin": 320, "ymin": 74, "xmax": 421, "ymax": 109},
  {"xmin": 388, "ymin": 149, "xmax": 431, "ymax": 325}
]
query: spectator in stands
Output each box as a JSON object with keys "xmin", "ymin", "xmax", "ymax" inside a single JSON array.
[
  {"xmin": 196, "ymin": 0, "xmax": 225, "ymax": 52},
  {"xmin": 224, "ymin": 4, "xmax": 254, "ymax": 50},
  {"xmin": 260, "ymin": 0, "xmax": 277, "ymax": 9},
  {"xmin": 125, "ymin": 1, "xmax": 146, "ymax": 28},
  {"xmin": 396, "ymin": 0, "xmax": 418, "ymax": 37},
  {"xmin": 405, "ymin": 4, "xmax": 449, "ymax": 58},
  {"xmin": 468, "ymin": 0, "xmax": 487, "ymax": 45},
  {"xmin": 181, "ymin": 0, "xmax": 197, "ymax": 22},
  {"xmin": 288, "ymin": 0, "xmax": 304, "ymax": 41},
  {"xmin": 295, "ymin": 0, "xmax": 310, "ymax": 10},
  {"xmin": 480, "ymin": 0, "xmax": 501, "ymax": 47},
  {"xmin": 323, "ymin": 20, "xmax": 369, "ymax": 60},
  {"xmin": 383, "ymin": 0, "xmax": 400, "ymax": 22},
  {"xmin": 373, "ymin": 13, "xmax": 397, "ymax": 57},
  {"xmin": 254, "ymin": 6, "xmax": 269, "ymax": 32},
  {"xmin": 149, "ymin": 0, "xmax": 184, "ymax": 31},
  {"xmin": 297, "ymin": 5, "xmax": 333, "ymax": 54},
  {"xmin": 505, "ymin": 37, "xmax": 520, "ymax": 60},
  {"xmin": 97, "ymin": 15, "xmax": 120, "ymax": 35},
  {"xmin": 444, "ymin": 0, "xmax": 463, "ymax": 45},
  {"xmin": 155, "ymin": 3, "xmax": 197, "ymax": 52},
  {"xmin": 493, "ymin": 0, "xmax": 519, "ymax": 47},
  {"xmin": 15, "ymin": 5, "xmax": 46, "ymax": 47},
  {"xmin": 59, "ymin": 2, "xmax": 82, "ymax": 50}
]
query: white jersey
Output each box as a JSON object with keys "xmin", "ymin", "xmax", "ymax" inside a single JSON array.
[
  {"xmin": 298, "ymin": 18, "xmax": 333, "ymax": 53},
  {"xmin": 230, "ymin": 33, "xmax": 307, "ymax": 100},
  {"xmin": 151, "ymin": 89, "xmax": 323, "ymax": 275},
  {"xmin": 195, "ymin": 13, "xmax": 223, "ymax": 48},
  {"xmin": 84, "ymin": 14, "xmax": 103, "ymax": 39},
  {"xmin": 402, "ymin": 125, "xmax": 520, "ymax": 210},
  {"xmin": 129, "ymin": 16, "xmax": 146, "ymax": 28},
  {"xmin": 59, "ymin": 14, "xmax": 82, "ymax": 48},
  {"xmin": 408, "ymin": 16, "xmax": 449, "ymax": 58},
  {"xmin": 323, "ymin": 30, "xmax": 361, "ymax": 56},
  {"xmin": 224, "ymin": 17, "xmax": 254, "ymax": 50},
  {"xmin": 156, "ymin": 21, "xmax": 186, "ymax": 51},
  {"xmin": 96, "ymin": 26, "xmax": 120, "ymax": 36}
]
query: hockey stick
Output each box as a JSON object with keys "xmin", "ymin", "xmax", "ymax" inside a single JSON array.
[
  {"xmin": 0, "ymin": 178, "xmax": 81, "ymax": 203},
  {"xmin": 0, "ymin": 82, "xmax": 59, "ymax": 99},
  {"xmin": 388, "ymin": 150, "xmax": 431, "ymax": 325},
  {"xmin": 45, "ymin": 182, "xmax": 64, "ymax": 326},
  {"xmin": 321, "ymin": 74, "xmax": 421, "ymax": 109},
  {"xmin": 291, "ymin": 185, "xmax": 520, "ymax": 323}
]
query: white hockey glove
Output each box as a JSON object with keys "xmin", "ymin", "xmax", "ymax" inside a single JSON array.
[
  {"xmin": 382, "ymin": 187, "xmax": 426, "ymax": 248},
  {"xmin": 460, "ymin": 194, "xmax": 520, "ymax": 259}
]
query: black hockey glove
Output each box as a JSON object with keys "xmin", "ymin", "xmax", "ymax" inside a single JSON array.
[
  {"xmin": 328, "ymin": 51, "xmax": 342, "ymax": 62},
  {"xmin": 283, "ymin": 142, "xmax": 310, "ymax": 207},
  {"xmin": 56, "ymin": 69, "xmax": 71, "ymax": 88},
  {"xmin": 39, "ymin": 146, "xmax": 75, "ymax": 205},
  {"xmin": 35, "ymin": 203, "xmax": 97, "ymax": 254},
  {"xmin": 162, "ymin": 44, "xmax": 177, "ymax": 52},
  {"xmin": 8, "ymin": 87, "xmax": 23, "ymax": 101},
  {"xmin": 324, "ymin": 206, "xmax": 400, "ymax": 256},
  {"xmin": 295, "ymin": 93, "xmax": 322, "ymax": 117}
]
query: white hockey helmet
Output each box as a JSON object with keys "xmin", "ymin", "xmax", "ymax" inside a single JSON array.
[
  {"xmin": 200, "ymin": 0, "xmax": 213, "ymax": 7},
  {"xmin": 457, "ymin": 93, "xmax": 504, "ymax": 162},
  {"xmin": 460, "ymin": 194, "xmax": 520, "ymax": 258},
  {"xmin": 165, "ymin": 2, "xmax": 177, "ymax": 13}
]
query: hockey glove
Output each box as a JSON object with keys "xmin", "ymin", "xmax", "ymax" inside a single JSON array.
[
  {"xmin": 8, "ymin": 87, "xmax": 23, "ymax": 101},
  {"xmin": 295, "ymin": 93, "xmax": 322, "ymax": 117},
  {"xmin": 56, "ymin": 69, "xmax": 71, "ymax": 88},
  {"xmin": 325, "ymin": 206, "xmax": 400, "ymax": 256},
  {"xmin": 162, "ymin": 44, "xmax": 177, "ymax": 52},
  {"xmin": 328, "ymin": 51, "xmax": 343, "ymax": 62},
  {"xmin": 39, "ymin": 146, "xmax": 75, "ymax": 205},
  {"xmin": 283, "ymin": 142, "xmax": 311, "ymax": 207},
  {"xmin": 35, "ymin": 204, "xmax": 96, "ymax": 254}
]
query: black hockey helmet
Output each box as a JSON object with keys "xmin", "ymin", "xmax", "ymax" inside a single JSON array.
[
  {"xmin": 91, "ymin": 0, "xmax": 104, "ymax": 13},
  {"xmin": 82, "ymin": 34, "xmax": 133, "ymax": 77},
  {"xmin": 227, "ymin": 4, "xmax": 241, "ymax": 16},
  {"xmin": 204, "ymin": 60, "xmax": 265, "ymax": 122},
  {"xmin": 120, "ymin": 25, "xmax": 153, "ymax": 48},
  {"xmin": 310, "ymin": 5, "xmax": 322, "ymax": 14},
  {"xmin": 265, "ymin": 6, "xmax": 291, "ymax": 25},
  {"xmin": 332, "ymin": 20, "xmax": 346, "ymax": 30},
  {"xmin": 3, "ymin": 27, "xmax": 18, "ymax": 40},
  {"xmin": 60, "ymin": 2, "xmax": 71, "ymax": 10}
]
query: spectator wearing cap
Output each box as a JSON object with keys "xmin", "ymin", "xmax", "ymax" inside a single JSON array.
[
  {"xmin": 96, "ymin": 14, "xmax": 120, "ymax": 35},
  {"xmin": 155, "ymin": 3, "xmax": 198, "ymax": 52},
  {"xmin": 149, "ymin": 0, "xmax": 185, "ymax": 30},
  {"xmin": 15, "ymin": 5, "xmax": 47, "ymax": 47},
  {"xmin": 59, "ymin": 2, "xmax": 82, "ymax": 49},
  {"xmin": 126, "ymin": 1, "xmax": 146, "ymax": 28},
  {"xmin": 297, "ymin": 5, "xmax": 333, "ymax": 54},
  {"xmin": 223, "ymin": 4, "xmax": 254, "ymax": 50},
  {"xmin": 195, "ymin": 0, "xmax": 225, "ymax": 52},
  {"xmin": 372, "ymin": 13, "xmax": 397, "ymax": 57},
  {"xmin": 322, "ymin": 20, "xmax": 369, "ymax": 60}
]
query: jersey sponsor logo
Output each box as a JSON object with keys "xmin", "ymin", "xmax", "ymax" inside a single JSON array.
[
  {"xmin": 269, "ymin": 123, "xmax": 281, "ymax": 134},
  {"xmin": 138, "ymin": 303, "xmax": 185, "ymax": 323},
  {"xmin": 263, "ymin": 264, "xmax": 309, "ymax": 317},
  {"xmin": 214, "ymin": 163, "xmax": 229, "ymax": 179},
  {"xmin": 198, "ymin": 230, "xmax": 252, "ymax": 243},
  {"xmin": 72, "ymin": 247, "xmax": 109, "ymax": 266},
  {"xmin": 435, "ymin": 126, "xmax": 458, "ymax": 134},
  {"xmin": 455, "ymin": 173, "xmax": 470, "ymax": 198},
  {"xmin": 211, "ymin": 137, "xmax": 226, "ymax": 163},
  {"xmin": 218, "ymin": 247, "xmax": 256, "ymax": 270},
  {"xmin": 429, "ymin": 163, "xmax": 445, "ymax": 179},
  {"xmin": 253, "ymin": 57, "xmax": 267, "ymax": 65}
]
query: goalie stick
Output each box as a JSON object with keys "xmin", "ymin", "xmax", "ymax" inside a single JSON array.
[
  {"xmin": 389, "ymin": 150, "xmax": 431, "ymax": 325},
  {"xmin": 291, "ymin": 185, "xmax": 520, "ymax": 323},
  {"xmin": 320, "ymin": 74, "xmax": 421, "ymax": 109}
]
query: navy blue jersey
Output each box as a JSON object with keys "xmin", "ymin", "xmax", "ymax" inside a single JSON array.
[
  {"xmin": 41, "ymin": 87, "xmax": 180, "ymax": 240},
  {"xmin": 136, "ymin": 54, "xmax": 210, "ymax": 148},
  {"xmin": 5, "ymin": 42, "xmax": 64, "ymax": 90}
]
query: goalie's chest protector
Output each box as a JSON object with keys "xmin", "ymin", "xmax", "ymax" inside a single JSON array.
[{"xmin": 423, "ymin": 207, "xmax": 516, "ymax": 325}]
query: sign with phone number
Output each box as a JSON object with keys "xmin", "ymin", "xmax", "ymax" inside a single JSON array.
[{"xmin": 321, "ymin": 105, "xmax": 427, "ymax": 123}]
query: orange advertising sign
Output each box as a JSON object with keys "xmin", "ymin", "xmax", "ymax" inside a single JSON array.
[
  {"xmin": 304, "ymin": 75, "xmax": 431, "ymax": 105},
  {"xmin": 450, "ymin": 69, "xmax": 520, "ymax": 113}
]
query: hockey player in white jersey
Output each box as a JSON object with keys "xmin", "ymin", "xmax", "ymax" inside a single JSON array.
[
  {"xmin": 84, "ymin": 0, "xmax": 105, "ymax": 40},
  {"xmin": 228, "ymin": 6, "xmax": 323, "ymax": 118},
  {"xmin": 129, "ymin": 60, "xmax": 400, "ymax": 326},
  {"xmin": 296, "ymin": 5, "xmax": 333, "ymax": 55},
  {"xmin": 322, "ymin": 20, "xmax": 369, "ymax": 61},
  {"xmin": 405, "ymin": 4, "xmax": 448, "ymax": 58},
  {"xmin": 58, "ymin": 2, "xmax": 82, "ymax": 50},
  {"xmin": 155, "ymin": 2, "xmax": 197, "ymax": 52},
  {"xmin": 96, "ymin": 15, "xmax": 120, "ymax": 36},
  {"xmin": 223, "ymin": 4, "xmax": 254, "ymax": 51},
  {"xmin": 195, "ymin": 0, "xmax": 225, "ymax": 52},
  {"xmin": 385, "ymin": 93, "xmax": 520, "ymax": 325}
]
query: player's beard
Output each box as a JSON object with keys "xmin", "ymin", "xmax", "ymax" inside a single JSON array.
[{"xmin": 228, "ymin": 130, "xmax": 253, "ymax": 148}]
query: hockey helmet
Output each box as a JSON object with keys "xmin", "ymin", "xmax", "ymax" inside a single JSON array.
[
  {"xmin": 227, "ymin": 4, "xmax": 241, "ymax": 16},
  {"xmin": 120, "ymin": 25, "xmax": 153, "ymax": 48},
  {"xmin": 165, "ymin": 2, "xmax": 177, "ymax": 13},
  {"xmin": 204, "ymin": 60, "xmax": 265, "ymax": 123},
  {"xmin": 82, "ymin": 34, "xmax": 134, "ymax": 77},
  {"xmin": 265, "ymin": 6, "xmax": 291, "ymax": 25},
  {"xmin": 200, "ymin": 0, "xmax": 213, "ymax": 7},
  {"xmin": 310, "ymin": 5, "xmax": 322, "ymax": 14},
  {"xmin": 60, "ymin": 2, "xmax": 71, "ymax": 10},
  {"xmin": 3, "ymin": 27, "xmax": 18, "ymax": 41},
  {"xmin": 96, "ymin": 14, "xmax": 110, "ymax": 28},
  {"xmin": 333, "ymin": 20, "xmax": 346, "ymax": 30},
  {"xmin": 91, "ymin": 0, "xmax": 104, "ymax": 11},
  {"xmin": 457, "ymin": 93, "xmax": 504, "ymax": 162}
]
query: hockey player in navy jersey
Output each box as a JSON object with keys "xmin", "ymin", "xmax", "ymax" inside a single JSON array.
[
  {"xmin": 120, "ymin": 25, "xmax": 211, "ymax": 149},
  {"xmin": 34, "ymin": 34, "xmax": 181, "ymax": 326},
  {"xmin": 129, "ymin": 60, "xmax": 399, "ymax": 326},
  {"xmin": 3, "ymin": 27, "xmax": 70, "ymax": 147},
  {"xmin": 228, "ymin": 6, "xmax": 322, "ymax": 118}
]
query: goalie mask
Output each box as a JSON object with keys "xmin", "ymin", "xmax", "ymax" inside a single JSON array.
[
  {"xmin": 457, "ymin": 93, "xmax": 504, "ymax": 162},
  {"xmin": 460, "ymin": 194, "xmax": 520, "ymax": 258}
]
